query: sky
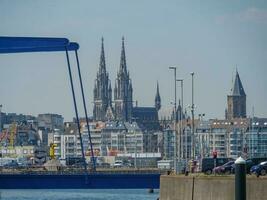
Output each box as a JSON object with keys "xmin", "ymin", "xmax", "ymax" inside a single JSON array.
[{"xmin": 0, "ymin": 0, "xmax": 267, "ymax": 121}]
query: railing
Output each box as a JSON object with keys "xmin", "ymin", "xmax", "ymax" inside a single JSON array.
[{"xmin": 0, "ymin": 166, "xmax": 168, "ymax": 175}]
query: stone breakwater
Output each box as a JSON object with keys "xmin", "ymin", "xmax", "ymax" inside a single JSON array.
[{"xmin": 160, "ymin": 175, "xmax": 267, "ymax": 200}]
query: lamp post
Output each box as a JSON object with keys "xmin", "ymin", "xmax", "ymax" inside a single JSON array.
[
  {"xmin": 198, "ymin": 113, "xmax": 205, "ymax": 159},
  {"xmin": 0, "ymin": 104, "xmax": 2, "ymax": 168},
  {"xmin": 190, "ymin": 72, "xmax": 195, "ymax": 160},
  {"xmin": 176, "ymin": 79, "xmax": 183, "ymax": 159},
  {"xmin": 0, "ymin": 104, "xmax": 2, "ymax": 133},
  {"xmin": 134, "ymin": 129, "xmax": 137, "ymax": 169},
  {"xmin": 169, "ymin": 66, "xmax": 177, "ymax": 173},
  {"xmin": 176, "ymin": 79, "xmax": 184, "ymax": 172}
]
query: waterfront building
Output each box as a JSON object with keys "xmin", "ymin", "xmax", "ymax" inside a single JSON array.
[
  {"xmin": 246, "ymin": 118, "xmax": 267, "ymax": 158},
  {"xmin": 194, "ymin": 118, "xmax": 250, "ymax": 159},
  {"xmin": 81, "ymin": 121, "xmax": 105, "ymax": 156},
  {"xmin": 0, "ymin": 145, "xmax": 34, "ymax": 159},
  {"xmin": 16, "ymin": 123, "xmax": 39, "ymax": 146},
  {"xmin": 48, "ymin": 122, "xmax": 89, "ymax": 159},
  {"xmin": 37, "ymin": 113, "xmax": 64, "ymax": 131},
  {"xmin": 195, "ymin": 120, "xmax": 211, "ymax": 158},
  {"xmin": 0, "ymin": 112, "xmax": 37, "ymax": 138},
  {"xmin": 163, "ymin": 127, "xmax": 174, "ymax": 160},
  {"xmin": 209, "ymin": 124, "xmax": 227, "ymax": 158},
  {"xmin": 228, "ymin": 127, "xmax": 246, "ymax": 158},
  {"xmin": 101, "ymin": 121, "xmax": 142, "ymax": 156},
  {"xmin": 101, "ymin": 121, "xmax": 161, "ymax": 157},
  {"xmin": 48, "ymin": 129, "xmax": 63, "ymax": 158},
  {"xmin": 162, "ymin": 119, "xmax": 192, "ymax": 161}
]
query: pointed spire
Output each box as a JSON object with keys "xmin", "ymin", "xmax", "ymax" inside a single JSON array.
[
  {"xmin": 177, "ymin": 99, "xmax": 182, "ymax": 121},
  {"xmin": 129, "ymin": 80, "xmax": 133, "ymax": 91},
  {"xmin": 231, "ymin": 70, "xmax": 246, "ymax": 96},
  {"xmin": 155, "ymin": 81, "xmax": 161, "ymax": 111},
  {"xmin": 99, "ymin": 37, "xmax": 106, "ymax": 73},
  {"xmin": 119, "ymin": 36, "xmax": 127, "ymax": 74},
  {"xmin": 156, "ymin": 81, "xmax": 160, "ymax": 96},
  {"xmin": 108, "ymin": 80, "xmax": 112, "ymax": 91},
  {"xmin": 108, "ymin": 80, "xmax": 112, "ymax": 106}
]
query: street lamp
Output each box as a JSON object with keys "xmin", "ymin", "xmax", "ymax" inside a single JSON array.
[
  {"xmin": 169, "ymin": 66, "xmax": 177, "ymax": 174},
  {"xmin": 190, "ymin": 72, "xmax": 195, "ymax": 159},
  {"xmin": 176, "ymin": 79, "xmax": 184, "ymax": 163},
  {"xmin": 0, "ymin": 104, "xmax": 2, "ymax": 168},
  {"xmin": 198, "ymin": 113, "xmax": 205, "ymax": 158},
  {"xmin": 0, "ymin": 104, "xmax": 2, "ymax": 133}
]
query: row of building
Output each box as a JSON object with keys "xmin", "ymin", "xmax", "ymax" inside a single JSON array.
[
  {"xmin": 0, "ymin": 38, "xmax": 266, "ymax": 168},
  {"xmin": 1, "ymin": 115, "xmax": 266, "ymax": 163},
  {"xmin": 48, "ymin": 121, "xmax": 162, "ymax": 160},
  {"xmin": 164, "ymin": 117, "xmax": 267, "ymax": 161}
]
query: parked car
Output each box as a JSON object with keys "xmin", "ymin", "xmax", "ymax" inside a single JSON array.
[
  {"xmin": 66, "ymin": 157, "xmax": 85, "ymax": 167},
  {"xmin": 250, "ymin": 164, "xmax": 259, "ymax": 174},
  {"xmin": 252, "ymin": 161, "xmax": 267, "ymax": 176},
  {"xmin": 98, "ymin": 162, "xmax": 111, "ymax": 168},
  {"xmin": 231, "ymin": 159, "xmax": 256, "ymax": 174},
  {"xmin": 213, "ymin": 161, "xmax": 235, "ymax": 174},
  {"xmin": 3, "ymin": 160, "xmax": 19, "ymax": 168},
  {"xmin": 201, "ymin": 158, "xmax": 233, "ymax": 175},
  {"xmin": 113, "ymin": 160, "xmax": 124, "ymax": 168}
]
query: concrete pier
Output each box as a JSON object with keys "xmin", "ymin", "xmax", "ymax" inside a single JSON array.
[{"xmin": 160, "ymin": 175, "xmax": 267, "ymax": 200}]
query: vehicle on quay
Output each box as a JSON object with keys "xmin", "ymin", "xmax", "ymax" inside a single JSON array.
[
  {"xmin": 231, "ymin": 158, "xmax": 267, "ymax": 174},
  {"xmin": 97, "ymin": 162, "xmax": 111, "ymax": 168},
  {"xmin": 251, "ymin": 161, "xmax": 267, "ymax": 176},
  {"xmin": 201, "ymin": 157, "xmax": 233, "ymax": 175},
  {"xmin": 0, "ymin": 158, "xmax": 17, "ymax": 167},
  {"xmin": 3, "ymin": 160, "xmax": 19, "ymax": 168},
  {"xmin": 213, "ymin": 161, "xmax": 235, "ymax": 174},
  {"xmin": 65, "ymin": 157, "xmax": 85, "ymax": 167},
  {"xmin": 113, "ymin": 160, "xmax": 124, "ymax": 168}
]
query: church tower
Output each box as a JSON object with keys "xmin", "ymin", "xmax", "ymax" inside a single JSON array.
[
  {"xmin": 114, "ymin": 37, "xmax": 133, "ymax": 121},
  {"xmin": 155, "ymin": 81, "xmax": 161, "ymax": 111},
  {"xmin": 93, "ymin": 38, "xmax": 112, "ymax": 121},
  {"xmin": 226, "ymin": 70, "xmax": 246, "ymax": 119}
]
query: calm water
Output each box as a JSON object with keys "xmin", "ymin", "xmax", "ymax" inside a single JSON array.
[{"xmin": 0, "ymin": 189, "xmax": 159, "ymax": 200}]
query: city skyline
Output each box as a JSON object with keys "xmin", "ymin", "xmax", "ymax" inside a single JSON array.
[{"xmin": 0, "ymin": 0, "xmax": 267, "ymax": 121}]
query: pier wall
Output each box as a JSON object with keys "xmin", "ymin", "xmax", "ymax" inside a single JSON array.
[{"xmin": 160, "ymin": 175, "xmax": 267, "ymax": 200}]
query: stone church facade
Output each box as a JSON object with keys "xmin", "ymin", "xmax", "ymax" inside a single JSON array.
[
  {"xmin": 226, "ymin": 70, "xmax": 246, "ymax": 119},
  {"xmin": 93, "ymin": 37, "xmax": 161, "ymax": 124}
]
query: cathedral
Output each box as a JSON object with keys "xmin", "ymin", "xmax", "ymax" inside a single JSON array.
[{"xmin": 93, "ymin": 37, "xmax": 161, "ymax": 125}]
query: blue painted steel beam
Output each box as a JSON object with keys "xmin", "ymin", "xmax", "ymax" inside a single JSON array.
[
  {"xmin": 0, "ymin": 173, "xmax": 161, "ymax": 189},
  {"xmin": 0, "ymin": 36, "xmax": 70, "ymax": 53}
]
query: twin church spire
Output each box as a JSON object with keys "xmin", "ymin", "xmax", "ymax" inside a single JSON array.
[
  {"xmin": 93, "ymin": 37, "xmax": 161, "ymax": 122},
  {"xmin": 93, "ymin": 37, "xmax": 112, "ymax": 121}
]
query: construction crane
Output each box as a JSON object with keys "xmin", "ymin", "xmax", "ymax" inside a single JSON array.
[
  {"xmin": 49, "ymin": 143, "xmax": 57, "ymax": 160},
  {"xmin": 0, "ymin": 129, "xmax": 7, "ymax": 144},
  {"xmin": 9, "ymin": 122, "xmax": 17, "ymax": 148}
]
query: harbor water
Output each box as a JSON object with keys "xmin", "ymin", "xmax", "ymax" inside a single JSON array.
[{"xmin": 0, "ymin": 189, "xmax": 159, "ymax": 200}]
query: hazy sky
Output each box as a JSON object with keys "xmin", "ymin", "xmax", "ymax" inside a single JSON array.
[{"xmin": 0, "ymin": 0, "xmax": 267, "ymax": 121}]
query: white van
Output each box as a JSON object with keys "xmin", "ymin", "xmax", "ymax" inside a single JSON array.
[{"xmin": 113, "ymin": 160, "xmax": 123, "ymax": 168}]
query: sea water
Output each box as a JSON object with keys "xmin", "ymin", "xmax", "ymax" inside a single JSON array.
[{"xmin": 0, "ymin": 189, "xmax": 159, "ymax": 200}]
